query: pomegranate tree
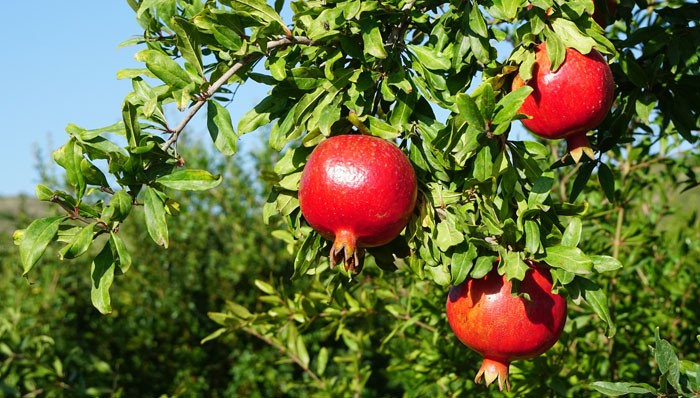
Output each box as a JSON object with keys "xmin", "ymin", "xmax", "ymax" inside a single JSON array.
[
  {"xmin": 298, "ymin": 134, "xmax": 417, "ymax": 272},
  {"xmin": 446, "ymin": 262, "xmax": 567, "ymax": 391},
  {"xmin": 511, "ymin": 42, "xmax": 614, "ymax": 160}
]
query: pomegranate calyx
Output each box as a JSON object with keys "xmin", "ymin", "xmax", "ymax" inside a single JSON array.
[
  {"xmin": 475, "ymin": 358, "xmax": 511, "ymax": 392},
  {"xmin": 330, "ymin": 230, "xmax": 365, "ymax": 273},
  {"xmin": 565, "ymin": 133, "xmax": 595, "ymax": 163}
]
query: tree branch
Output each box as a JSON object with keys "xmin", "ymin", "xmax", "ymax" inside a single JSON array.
[
  {"xmin": 161, "ymin": 36, "xmax": 316, "ymax": 153},
  {"xmin": 242, "ymin": 326, "xmax": 327, "ymax": 389},
  {"xmin": 50, "ymin": 195, "xmax": 109, "ymax": 230}
]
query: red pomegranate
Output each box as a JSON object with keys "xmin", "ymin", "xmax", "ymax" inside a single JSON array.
[
  {"xmin": 511, "ymin": 42, "xmax": 614, "ymax": 160},
  {"xmin": 298, "ymin": 134, "xmax": 417, "ymax": 272},
  {"xmin": 446, "ymin": 262, "xmax": 567, "ymax": 391}
]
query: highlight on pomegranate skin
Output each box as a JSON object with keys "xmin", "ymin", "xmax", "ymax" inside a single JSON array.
[
  {"xmin": 298, "ymin": 134, "xmax": 417, "ymax": 273},
  {"xmin": 445, "ymin": 262, "xmax": 567, "ymax": 391}
]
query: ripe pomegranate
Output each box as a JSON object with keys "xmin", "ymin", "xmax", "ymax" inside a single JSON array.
[
  {"xmin": 298, "ymin": 134, "xmax": 417, "ymax": 273},
  {"xmin": 511, "ymin": 42, "xmax": 614, "ymax": 160},
  {"xmin": 446, "ymin": 262, "xmax": 567, "ymax": 391}
]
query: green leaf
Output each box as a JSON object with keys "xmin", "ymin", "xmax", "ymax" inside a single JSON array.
[
  {"xmin": 221, "ymin": 0, "xmax": 287, "ymax": 34},
  {"xmin": 435, "ymin": 214, "xmax": 464, "ymax": 251},
  {"xmin": 492, "ymin": 85, "xmax": 533, "ymax": 126},
  {"xmin": 550, "ymin": 18, "xmax": 597, "ymax": 58},
  {"xmin": 367, "ymin": 116, "xmax": 399, "ymax": 139},
  {"xmin": 171, "ymin": 16, "xmax": 204, "ymax": 77},
  {"xmin": 655, "ymin": 328, "xmax": 683, "ymax": 392},
  {"xmin": 254, "ymin": 280, "xmax": 276, "ymax": 295},
  {"xmin": 143, "ymin": 186, "xmax": 169, "ymax": 248},
  {"xmin": 238, "ymin": 95, "xmax": 287, "ymax": 135},
  {"xmin": 156, "ymin": 169, "xmax": 223, "ymax": 191},
  {"xmin": 110, "ymin": 232, "xmax": 132, "ymax": 274},
  {"xmin": 468, "ymin": 3, "xmax": 489, "ymax": 38},
  {"xmin": 579, "ymin": 277, "xmax": 616, "ymax": 337},
  {"xmin": 619, "ymin": 52, "xmax": 648, "ymax": 88},
  {"xmin": 19, "ymin": 216, "xmax": 65, "ymax": 275},
  {"xmin": 407, "ymin": 45, "xmax": 451, "ymax": 71},
  {"xmin": 589, "ymin": 381, "xmax": 657, "ymax": 396},
  {"xmin": 525, "ymin": 220, "xmax": 541, "ymax": 254},
  {"xmin": 91, "ymin": 241, "xmax": 116, "ymax": 314},
  {"xmin": 544, "ymin": 245, "xmax": 593, "ymax": 274},
  {"xmin": 473, "ymin": 145, "xmax": 493, "ymax": 182},
  {"xmin": 135, "ymin": 49, "xmax": 192, "ymax": 89},
  {"xmin": 316, "ymin": 347, "xmax": 329, "ymax": 376},
  {"xmin": 598, "ymin": 163, "xmax": 616, "ymax": 203},
  {"xmin": 501, "ymin": 251, "xmax": 528, "ymax": 282},
  {"xmin": 101, "ymin": 190, "xmax": 133, "ymax": 223},
  {"xmin": 561, "ymin": 217, "xmax": 582, "ymax": 248},
  {"xmin": 122, "ymin": 101, "xmax": 141, "ymax": 148},
  {"xmin": 451, "ymin": 242, "xmax": 477, "ymax": 285},
  {"xmin": 570, "ymin": 161, "xmax": 596, "ymax": 202},
  {"xmin": 59, "ymin": 222, "xmax": 97, "ymax": 260},
  {"xmin": 278, "ymin": 172, "xmax": 302, "ymax": 191},
  {"xmin": 528, "ymin": 173, "xmax": 554, "ymax": 206},
  {"xmin": 35, "ymin": 184, "xmax": 54, "ymax": 201},
  {"xmin": 363, "ymin": 24, "xmax": 388, "ymax": 59},
  {"xmin": 53, "ymin": 138, "xmax": 87, "ymax": 200},
  {"xmin": 455, "ymin": 93, "xmax": 485, "ymax": 131},
  {"xmin": 295, "ymin": 334, "xmax": 310, "ymax": 368},
  {"xmin": 389, "ymin": 91, "xmax": 415, "ymax": 130},
  {"xmin": 207, "ymin": 100, "xmax": 238, "ymax": 156},
  {"xmin": 545, "ymin": 31, "xmax": 567, "ymax": 72},
  {"xmin": 591, "ymin": 255, "xmax": 623, "ymax": 273},
  {"xmin": 292, "ymin": 232, "xmax": 324, "ymax": 279},
  {"xmin": 81, "ymin": 159, "xmax": 110, "ymax": 188},
  {"xmin": 473, "ymin": 83, "xmax": 496, "ymax": 121},
  {"xmin": 471, "ymin": 256, "xmax": 497, "ymax": 279}
]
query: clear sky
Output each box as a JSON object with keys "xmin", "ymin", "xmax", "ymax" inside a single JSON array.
[{"xmin": 0, "ymin": 2, "xmax": 267, "ymax": 197}]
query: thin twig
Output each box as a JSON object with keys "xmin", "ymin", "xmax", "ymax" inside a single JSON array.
[
  {"xmin": 50, "ymin": 195, "xmax": 109, "ymax": 229},
  {"xmin": 161, "ymin": 36, "xmax": 316, "ymax": 152},
  {"xmin": 242, "ymin": 326, "xmax": 327, "ymax": 389}
]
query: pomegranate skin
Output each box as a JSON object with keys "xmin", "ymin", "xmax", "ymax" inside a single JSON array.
[
  {"xmin": 446, "ymin": 263, "xmax": 567, "ymax": 391},
  {"xmin": 511, "ymin": 42, "xmax": 614, "ymax": 156},
  {"xmin": 298, "ymin": 134, "xmax": 417, "ymax": 272}
]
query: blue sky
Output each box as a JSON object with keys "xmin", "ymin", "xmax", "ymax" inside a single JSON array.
[{"xmin": 0, "ymin": 2, "xmax": 267, "ymax": 197}]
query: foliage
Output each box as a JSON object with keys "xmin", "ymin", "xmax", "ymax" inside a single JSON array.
[{"xmin": 10, "ymin": 0, "xmax": 700, "ymax": 395}]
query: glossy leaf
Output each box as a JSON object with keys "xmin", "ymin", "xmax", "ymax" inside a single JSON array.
[
  {"xmin": 407, "ymin": 45, "xmax": 450, "ymax": 71},
  {"xmin": 111, "ymin": 232, "xmax": 132, "ymax": 274},
  {"xmin": 143, "ymin": 186, "xmax": 169, "ymax": 248},
  {"xmin": 589, "ymin": 382, "xmax": 657, "ymax": 396},
  {"xmin": 207, "ymin": 100, "xmax": 238, "ymax": 156},
  {"xmin": 451, "ymin": 242, "xmax": 477, "ymax": 285},
  {"xmin": 18, "ymin": 216, "xmax": 65, "ymax": 275},
  {"xmin": 363, "ymin": 24, "xmax": 388, "ymax": 59},
  {"xmin": 544, "ymin": 245, "xmax": 593, "ymax": 274},
  {"xmin": 59, "ymin": 222, "xmax": 97, "ymax": 260},
  {"xmin": 156, "ymin": 169, "xmax": 223, "ymax": 191},
  {"xmin": 90, "ymin": 241, "xmax": 116, "ymax": 314},
  {"xmin": 135, "ymin": 49, "xmax": 192, "ymax": 89}
]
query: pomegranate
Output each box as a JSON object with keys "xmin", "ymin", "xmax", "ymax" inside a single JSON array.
[
  {"xmin": 298, "ymin": 134, "xmax": 417, "ymax": 272},
  {"xmin": 446, "ymin": 262, "xmax": 567, "ymax": 391},
  {"xmin": 511, "ymin": 42, "xmax": 614, "ymax": 160}
]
